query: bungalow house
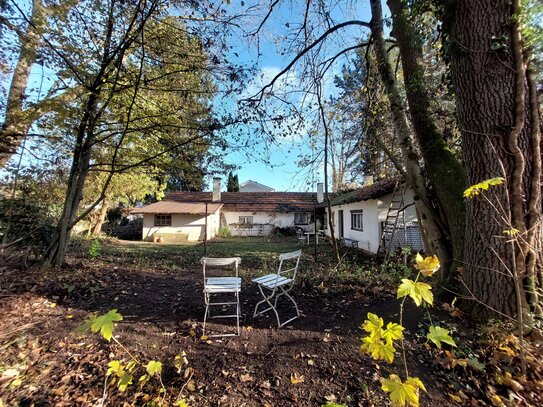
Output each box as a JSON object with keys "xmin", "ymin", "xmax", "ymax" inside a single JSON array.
[
  {"xmin": 323, "ymin": 177, "xmax": 424, "ymax": 254},
  {"xmin": 132, "ymin": 179, "xmax": 324, "ymax": 242}
]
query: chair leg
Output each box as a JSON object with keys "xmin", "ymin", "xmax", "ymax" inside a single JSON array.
[
  {"xmin": 281, "ymin": 286, "xmax": 300, "ymax": 317},
  {"xmin": 254, "ymin": 285, "xmax": 282, "ymax": 327},
  {"xmin": 236, "ymin": 291, "xmax": 240, "ymax": 336},
  {"xmin": 203, "ymin": 292, "xmax": 210, "ymax": 336}
]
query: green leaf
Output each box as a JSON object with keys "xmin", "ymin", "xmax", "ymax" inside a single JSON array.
[
  {"xmin": 382, "ymin": 322, "xmax": 404, "ymax": 345},
  {"xmin": 427, "ymin": 326, "xmax": 456, "ymax": 349},
  {"xmin": 145, "ymin": 360, "xmax": 163, "ymax": 376},
  {"xmin": 74, "ymin": 318, "xmax": 93, "ymax": 335},
  {"xmin": 175, "ymin": 400, "xmax": 189, "ymax": 407},
  {"xmin": 118, "ymin": 372, "xmax": 133, "ymax": 392},
  {"xmin": 90, "ymin": 309, "xmax": 123, "ymax": 341},
  {"xmin": 397, "ymin": 279, "xmax": 433, "ymax": 306},
  {"xmin": 381, "ymin": 374, "xmax": 426, "ymax": 407}
]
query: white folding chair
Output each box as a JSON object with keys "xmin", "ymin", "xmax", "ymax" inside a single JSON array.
[
  {"xmin": 252, "ymin": 250, "xmax": 302, "ymax": 328},
  {"xmin": 201, "ymin": 257, "xmax": 242, "ymax": 337}
]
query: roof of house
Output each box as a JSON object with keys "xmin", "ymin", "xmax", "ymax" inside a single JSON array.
[
  {"xmin": 328, "ymin": 177, "xmax": 401, "ymax": 206},
  {"xmin": 239, "ymin": 180, "xmax": 274, "ymax": 192},
  {"xmin": 131, "ymin": 201, "xmax": 223, "ymax": 215},
  {"xmin": 163, "ymin": 191, "xmax": 318, "ymax": 212}
]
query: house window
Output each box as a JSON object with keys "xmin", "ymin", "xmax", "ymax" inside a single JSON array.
[
  {"xmin": 351, "ymin": 210, "xmax": 363, "ymax": 231},
  {"xmin": 239, "ymin": 216, "xmax": 253, "ymax": 226},
  {"xmin": 154, "ymin": 214, "xmax": 171, "ymax": 226},
  {"xmin": 294, "ymin": 212, "xmax": 309, "ymax": 225}
]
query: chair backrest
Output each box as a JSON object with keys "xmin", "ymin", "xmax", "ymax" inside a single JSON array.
[
  {"xmin": 278, "ymin": 250, "xmax": 302, "ymax": 280},
  {"xmin": 201, "ymin": 257, "xmax": 241, "ymax": 280}
]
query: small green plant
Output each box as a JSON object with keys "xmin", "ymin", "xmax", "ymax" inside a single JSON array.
[
  {"xmin": 218, "ymin": 227, "xmax": 231, "ymax": 238},
  {"xmin": 359, "ymin": 253, "xmax": 457, "ymax": 407},
  {"xmin": 76, "ymin": 309, "xmax": 190, "ymax": 406},
  {"xmin": 88, "ymin": 238, "xmax": 101, "ymax": 258}
]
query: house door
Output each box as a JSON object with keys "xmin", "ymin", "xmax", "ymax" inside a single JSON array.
[{"xmin": 338, "ymin": 210, "xmax": 344, "ymax": 238}]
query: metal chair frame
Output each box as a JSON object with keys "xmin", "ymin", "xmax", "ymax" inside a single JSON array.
[
  {"xmin": 201, "ymin": 257, "xmax": 242, "ymax": 337},
  {"xmin": 253, "ymin": 250, "xmax": 302, "ymax": 328}
]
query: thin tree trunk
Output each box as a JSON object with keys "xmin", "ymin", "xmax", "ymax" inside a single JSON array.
[
  {"xmin": 317, "ymin": 83, "xmax": 341, "ymax": 263},
  {"xmin": 0, "ymin": 0, "xmax": 43, "ymax": 166},
  {"xmin": 92, "ymin": 197, "xmax": 110, "ymax": 236},
  {"xmin": 369, "ymin": 0, "xmax": 452, "ymax": 276},
  {"xmin": 387, "ymin": 0, "xmax": 466, "ymax": 280}
]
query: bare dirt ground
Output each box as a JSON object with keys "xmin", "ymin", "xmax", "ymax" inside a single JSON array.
[{"xmin": 0, "ymin": 238, "xmax": 540, "ymax": 406}]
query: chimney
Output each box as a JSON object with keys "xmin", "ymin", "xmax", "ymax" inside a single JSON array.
[
  {"xmin": 317, "ymin": 182, "xmax": 324, "ymax": 203},
  {"xmin": 212, "ymin": 177, "xmax": 221, "ymax": 202}
]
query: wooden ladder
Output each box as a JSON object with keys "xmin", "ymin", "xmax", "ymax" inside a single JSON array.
[{"xmin": 377, "ymin": 181, "xmax": 407, "ymax": 258}]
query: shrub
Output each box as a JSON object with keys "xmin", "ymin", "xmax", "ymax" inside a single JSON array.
[
  {"xmin": 218, "ymin": 227, "xmax": 231, "ymax": 238},
  {"xmin": 0, "ymin": 198, "xmax": 56, "ymax": 252},
  {"xmin": 88, "ymin": 238, "xmax": 101, "ymax": 258}
]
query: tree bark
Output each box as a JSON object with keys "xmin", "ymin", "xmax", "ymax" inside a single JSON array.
[
  {"xmin": 387, "ymin": 0, "xmax": 467, "ymax": 280},
  {"xmin": 91, "ymin": 197, "xmax": 110, "ymax": 236},
  {"xmin": 44, "ymin": 91, "xmax": 98, "ymax": 267},
  {"xmin": 0, "ymin": 0, "xmax": 43, "ymax": 166},
  {"xmin": 446, "ymin": 0, "xmax": 542, "ymax": 318},
  {"xmin": 369, "ymin": 0, "xmax": 452, "ymax": 277}
]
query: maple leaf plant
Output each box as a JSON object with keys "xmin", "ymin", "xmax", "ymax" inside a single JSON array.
[
  {"xmin": 359, "ymin": 254, "xmax": 456, "ymax": 407},
  {"xmin": 76, "ymin": 309, "xmax": 190, "ymax": 406}
]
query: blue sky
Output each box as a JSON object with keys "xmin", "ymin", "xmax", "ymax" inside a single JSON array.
[
  {"xmin": 214, "ymin": 1, "xmax": 376, "ymax": 192},
  {"xmin": 1, "ymin": 1, "xmax": 379, "ymax": 192}
]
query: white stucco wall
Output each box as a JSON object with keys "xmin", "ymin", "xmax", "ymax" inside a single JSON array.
[
  {"xmin": 377, "ymin": 188, "xmax": 418, "ymax": 223},
  {"xmin": 325, "ymin": 200, "xmax": 380, "ymax": 253},
  {"xmin": 142, "ymin": 211, "xmax": 220, "ymax": 242},
  {"xmin": 222, "ymin": 210, "xmax": 316, "ymax": 236},
  {"xmin": 324, "ymin": 187, "xmax": 423, "ymax": 253}
]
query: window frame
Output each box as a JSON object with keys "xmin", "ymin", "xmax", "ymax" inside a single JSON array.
[
  {"xmin": 154, "ymin": 214, "xmax": 172, "ymax": 226},
  {"xmin": 294, "ymin": 212, "xmax": 309, "ymax": 225},
  {"xmin": 238, "ymin": 216, "xmax": 253, "ymax": 227},
  {"xmin": 350, "ymin": 210, "xmax": 363, "ymax": 231}
]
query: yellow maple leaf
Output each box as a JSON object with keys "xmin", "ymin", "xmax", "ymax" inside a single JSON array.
[
  {"xmin": 361, "ymin": 312, "xmax": 384, "ymax": 337},
  {"xmin": 397, "ymin": 279, "xmax": 433, "ymax": 306},
  {"xmin": 502, "ymin": 228, "xmax": 520, "ymax": 236},
  {"xmin": 381, "ymin": 375, "xmax": 426, "ymax": 407},
  {"xmin": 463, "ymin": 177, "xmax": 505, "ymax": 198},
  {"xmin": 414, "ymin": 253, "xmax": 440, "ymax": 277},
  {"xmin": 360, "ymin": 336, "xmax": 396, "ymax": 363}
]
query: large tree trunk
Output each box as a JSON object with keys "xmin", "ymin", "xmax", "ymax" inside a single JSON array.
[
  {"xmin": 0, "ymin": 0, "xmax": 43, "ymax": 166},
  {"xmin": 446, "ymin": 0, "xmax": 542, "ymax": 318},
  {"xmin": 387, "ymin": 0, "xmax": 467, "ymax": 280},
  {"xmin": 369, "ymin": 0, "xmax": 452, "ymax": 277}
]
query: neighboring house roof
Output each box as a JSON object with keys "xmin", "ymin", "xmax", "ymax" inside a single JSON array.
[
  {"xmin": 131, "ymin": 201, "xmax": 223, "ymax": 215},
  {"xmin": 328, "ymin": 177, "xmax": 401, "ymax": 206},
  {"xmin": 239, "ymin": 180, "xmax": 274, "ymax": 192},
  {"xmin": 164, "ymin": 191, "xmax": 318, "ymax": 212}
]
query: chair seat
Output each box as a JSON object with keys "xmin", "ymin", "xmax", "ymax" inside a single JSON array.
[
  {"xmin": 204, "ymin": 277, "xmax": 241, "ymax": 293},
  {"xmin": 253, "ymin": 274, "xmax": 292, "ymax": 289}
]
